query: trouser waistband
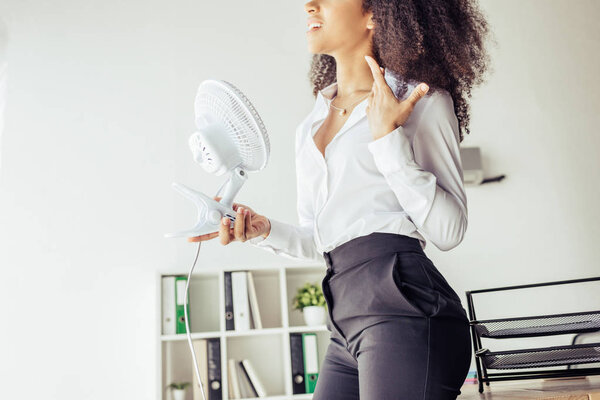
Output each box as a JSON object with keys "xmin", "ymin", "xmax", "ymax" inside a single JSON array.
[{"xmin": 322, "ymin": 232, "xmax": 424, "ymax": 272}]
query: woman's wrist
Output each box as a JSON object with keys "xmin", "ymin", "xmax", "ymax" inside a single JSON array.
[{"xmin": 261, "ymin": 218, "xmax": 271, "ymax": 239}]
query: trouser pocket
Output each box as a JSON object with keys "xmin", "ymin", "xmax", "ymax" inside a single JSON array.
[
  {"xmin": 391, "ymin": 252, "xmax": 439, "ymax": 318},
  {"xmin": 417, "ymin": 253, "xmax": 465, "ymax": 303}
]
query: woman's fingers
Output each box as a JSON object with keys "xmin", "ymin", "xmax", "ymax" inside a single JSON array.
[
  {"xmin": 234, "ymin": 207, "xmax": 247, "ymax": 242},
  {"xmin": 214, "ymin": 195, "xmax": 240, "ymax": 212},
  {"xmin": 187, "ymin": 231, "xmax": 219, "ymax": 242},
  {"xmin": 364, "ymin": 55, "xmax": 386, "ymax": 88},
  {"xmin": 212, "ymin": 195, "xmax": 248, "ymax": 244},
  {"xmin": 405, "ymin": 83, "xmax": 429, "ymax": 106},
  {"xmin": 364, "ymin": 55, "xmax": 394, "ymax": 98},
  {"xmin": 185, "ymin": 195, "xmax": 243, "ymax": 244},
  {"xmin": 220, "ymin": 215, "xmax": 233, "ymax": 245},
  {"xmin": 246, "ymin": 210, "xmax": 255, "ymax": 236}
]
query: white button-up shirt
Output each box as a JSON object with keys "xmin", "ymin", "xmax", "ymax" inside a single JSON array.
[{"xmin": 249, "ymin": 70, "xmax": 467, "ymax": 262}]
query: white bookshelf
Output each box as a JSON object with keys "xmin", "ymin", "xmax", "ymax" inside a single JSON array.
[{"xmin": 157, "ymin": 264, "xmax": 331, "ymax": 400}]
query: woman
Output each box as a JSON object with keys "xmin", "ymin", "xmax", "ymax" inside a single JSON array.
[{"xmin": 190, "ymin": 0, "xmax": 492, "ymax": 398}]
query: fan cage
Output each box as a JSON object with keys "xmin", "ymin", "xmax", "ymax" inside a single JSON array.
[{"xmin": 195, "ymin": 79, "xmax": 269, "ymax": 172}]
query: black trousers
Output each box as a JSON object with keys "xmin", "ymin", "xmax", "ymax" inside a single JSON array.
[{"xmin": 312, "ymin": 232, "xmax": 472, "ymax": 400}]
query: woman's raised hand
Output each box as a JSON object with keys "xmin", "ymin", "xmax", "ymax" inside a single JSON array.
[
  {"xmin": 187, "ymin": 196, "xmax": 271, "ymax": 245},
  {"xmin": 364, "ymin": 55, "xmax": 429, "ymax": 140}
]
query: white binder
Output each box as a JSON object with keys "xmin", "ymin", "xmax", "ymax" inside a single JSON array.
[
  {"xmin": 161, "ymin": 276, "xmax": 175, "ymax": 335},
  {"xmin": 231, "ymin": 271, "xmax": 250, "ymax": 331},
  {"xmin": 192, "ymin": 339, "xmax": 208, "ymax": 400}
]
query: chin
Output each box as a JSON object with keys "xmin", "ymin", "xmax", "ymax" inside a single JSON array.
[{"xmin": 306, "ymin": 43, "xmax": 328, "ymax": 55}]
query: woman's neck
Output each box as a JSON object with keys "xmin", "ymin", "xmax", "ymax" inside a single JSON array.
[{"xmin": 333, "ymin": 53, "xmax": 375, "ymax": 99}]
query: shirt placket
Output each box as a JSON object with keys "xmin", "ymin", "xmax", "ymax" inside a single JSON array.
[
  {"xmin": 309, "ymin": 101, "xmax": 368, "ymax": 253},
  {"xmin": 312, "ymin": 140, "xmax": 329, "ymax": 252}
]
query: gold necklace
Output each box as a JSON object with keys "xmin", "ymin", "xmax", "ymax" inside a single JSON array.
[{"xmin": 329, "ymin": 92, "xmax": 371, "ymax": 116}]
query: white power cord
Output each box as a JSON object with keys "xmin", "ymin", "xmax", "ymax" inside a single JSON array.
[
  {"xmin": 184, "ymin": 240, "xmax": 208, "ymax": 400},
  {"xmin": 183, "ymin": 189, "xmax": 229, "ymax": 400}
]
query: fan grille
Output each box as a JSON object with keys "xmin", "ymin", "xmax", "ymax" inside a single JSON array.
[{"xmin": 195, "ymin": 80, "xmax": 270, "ymax": 172}]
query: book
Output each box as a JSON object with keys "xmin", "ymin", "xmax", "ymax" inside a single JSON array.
[
  {"xmin": 227, "ymin": 358, "xmax": 241, "ymax": 399},
  {"xmin": 246, "ymin": 271, "xmax": 262, "ymax": 330},
  {"xmin": 241, "ymin": 358, "xmax": 267, "ymax": 397},
  {"xmin": 236, "ymin": 361, "xmax": 254, "ymax": 398}
]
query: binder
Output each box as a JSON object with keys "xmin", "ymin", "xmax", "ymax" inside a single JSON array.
[
  {"xmin": 227, "ymin": 358, "xmax": 241, "ymax": 399},
  {"xmin": 231, "ymin": 272, "xmax": 250, "ymax": 331},
  {"xmin": 207, "ymin": 338, "xmax": 222, "ymax": 400},
  {"xmin": 302, "ymin": 333, "xmax": 319, "ymax": 393},
  {"xmin": 224, "ymin": 272, "xmax": 235, "ymax": 331},
  {"xmin": 161, "ymin": 276, "xmax": 176, "ymax": 335},
  {"xmin": 238, "ymin": 360, "xmax": 259, "ymax": 398},
  {"xmin": 290, "ymin": 333, "xmax": 306, "ymax": 394},
  {"xmin": 235, "ymin": 362, "xmax": 251, "ymax": 399},
  {"xmin": 192, "ymin": 340, "xmax": 208, "ymax": 400},
  {"xmin": 241, "ymin": 359, "xmax": 267, "ymax": 397},
  {"xmin": 246, "ymin": 271, "xmax": 263, "ymax": 330},
  {"xmin": 175, "ymin": 275, "xmax": 189, "ymax": 334}
]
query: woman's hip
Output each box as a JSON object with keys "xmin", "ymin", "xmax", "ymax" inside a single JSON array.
[{"xmin": 321, "ymin": 232, "xmax": 468, "ymax": 326}]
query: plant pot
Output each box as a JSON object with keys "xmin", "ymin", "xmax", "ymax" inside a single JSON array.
[
  {"xmin": 303, "ymin": 305, "xmax": 326, "ymax": 326},
  {"xmin": 172, "ymin": 389, "xmax": 186, "ymax": 400}
]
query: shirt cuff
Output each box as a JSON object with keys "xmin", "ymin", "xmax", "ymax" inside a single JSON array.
[
  {"xmin": 367, "ymin": 125, "xmax": 416, "ymax": 175},
  {"xmin": 247, "ymin": 218, "xmax": 291, "ymax": 249}
]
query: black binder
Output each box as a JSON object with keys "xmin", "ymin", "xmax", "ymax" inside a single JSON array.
[
  {"xmin": 224, "ymin": 271, "xmax": 235, "ymax": 331},
  {"xmin": 207, "ymin": 338, "xmax": 222, "ymax": 400},
  {"xmin": 290, "ymin": 333, "xmax": 306, "ymax": 394}
]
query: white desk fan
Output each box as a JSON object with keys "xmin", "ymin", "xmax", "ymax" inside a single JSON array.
[
  {"xmin": 164, "ymin": 79, "xmax": 270, "ymax": 400},
  {"xmin": 165, "ymin": 79, "xmax": 270, "ymax": 239}
]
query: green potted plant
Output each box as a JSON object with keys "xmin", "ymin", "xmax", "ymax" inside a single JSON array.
[
  {"xmin": 166, "ymin": 381, "xmax": 191, "ymax": 400},
  {"xmin": 292, "ymin": 281, "xmax": 327, "ymax": 326}
]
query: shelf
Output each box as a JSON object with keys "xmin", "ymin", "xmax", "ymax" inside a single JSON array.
[
  {"xmin": 470, "ymin": 310, "xmax": 600, "ymax": 339},
  {"xmin": 234, "ymin": 395, "xmax": 313, "ymax": 400},
  {"xmin": 227, "ymin": 333, "xmax": 288, "ymax": 397},
  {"xmin": 159, "ymin": 265, "xmax": 330, "ymax": 400},
  {"xmin": 475, "ymin": 342, "xmax": 600, "ymax": 370},
  {"xmin": 160, "ymin": 325, "xmax": 329, "ymax": 341}
]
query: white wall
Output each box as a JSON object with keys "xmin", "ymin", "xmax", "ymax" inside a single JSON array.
[
  {"xmin": 0, "ymin": 1, "xmax": 598, "ymax": 398},
  {"xmin": 0, "ymin": 16, "xmax": 7, "ymax": 171}
]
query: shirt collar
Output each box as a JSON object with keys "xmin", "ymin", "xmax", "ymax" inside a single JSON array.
[
  {"xmin": 316, "ymin": 68, "xmax": 401, "ymax": 106},
  {"xmin": 308, "ymin": 70, "xmax": 403, "ymax": 148}
]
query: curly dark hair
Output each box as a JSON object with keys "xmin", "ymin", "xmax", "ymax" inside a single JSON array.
[{"xmin": 308, "ymin": 0, "xmax": 496, "ymax": 143}]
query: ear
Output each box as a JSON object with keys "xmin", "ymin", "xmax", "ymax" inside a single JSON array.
[{"xmin": 367, "ymin": 14, "xmax": 375, "ymax": 30}]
